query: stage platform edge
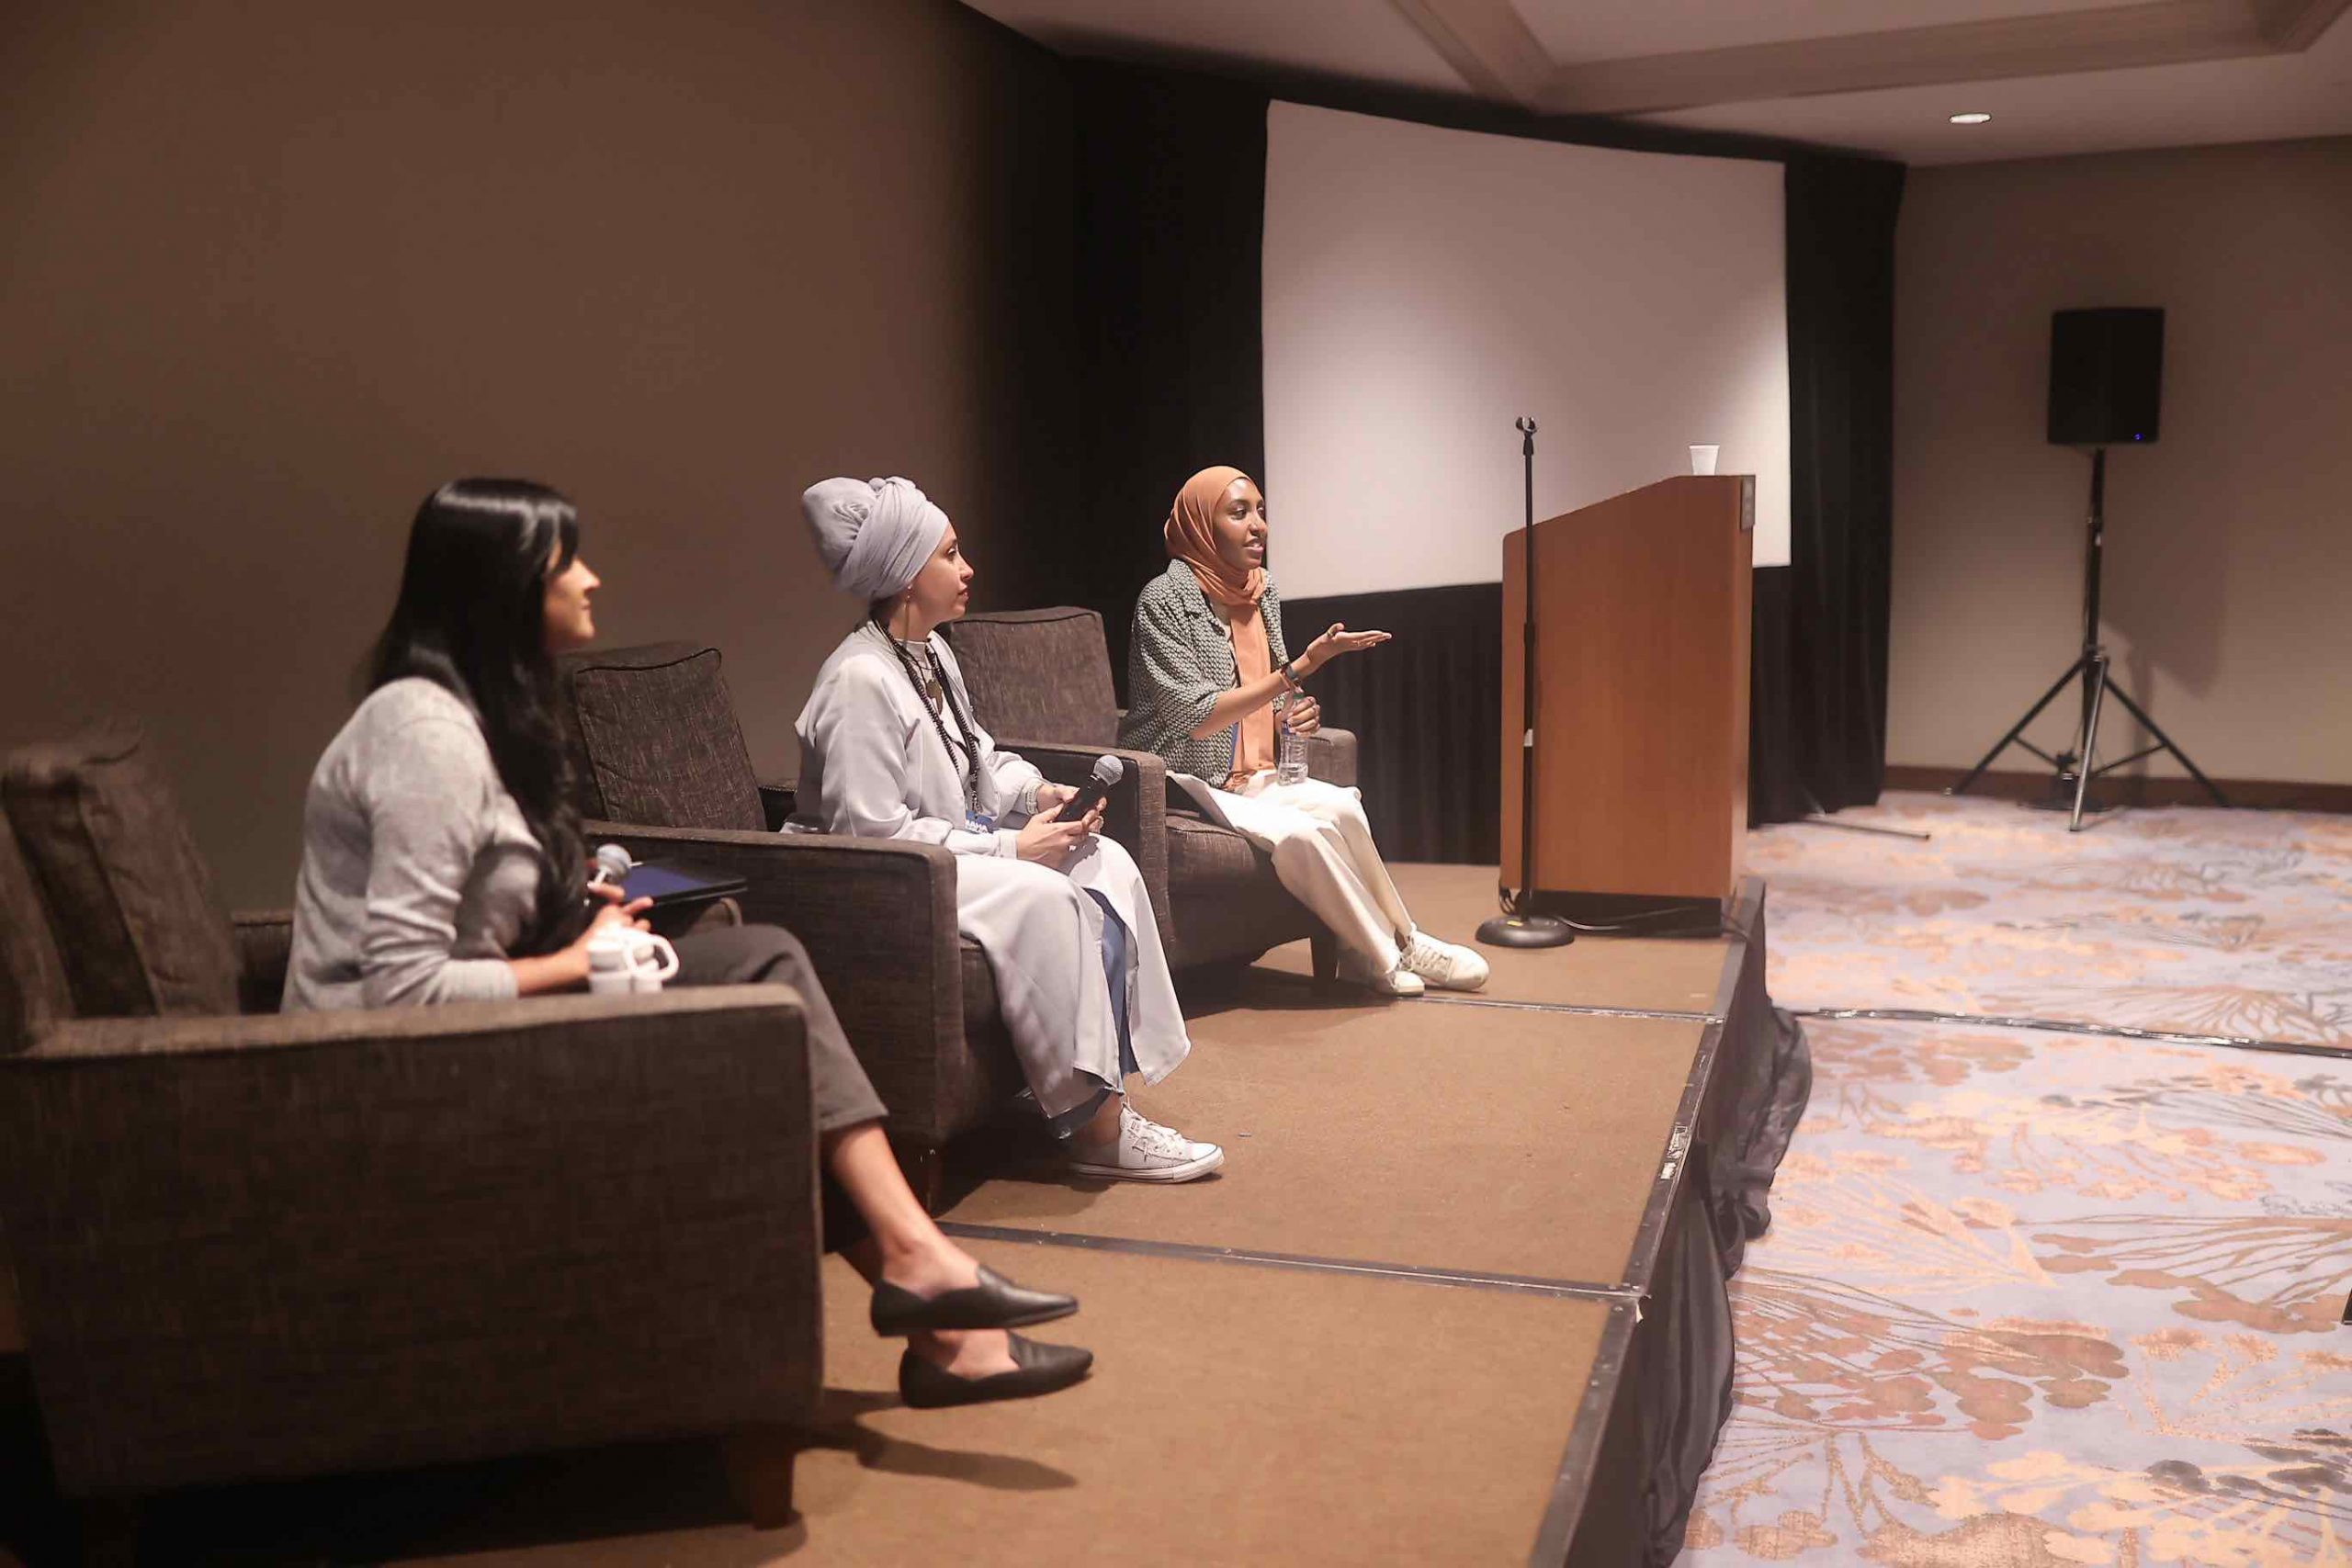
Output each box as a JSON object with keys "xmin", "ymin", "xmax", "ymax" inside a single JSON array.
[{"xmin": 0, "ymin": 879, "xmax": 1797, "ymax": 1568}]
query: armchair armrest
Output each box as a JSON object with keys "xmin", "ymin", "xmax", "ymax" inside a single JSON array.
[
  {"xmin": 999, "ymin": 740, "xmax": 1174, "ymax": 952},
  {"xmin": 585, "ymin": 822, "xmax": 966, "ymax": 1144},
  {"xmin": 0, "ymin": 986, "xmax": 821, "ymax": 1497},
  {"xmin": 16, "ymin": 984, "xmax": 790, "ymax": 1062},
  {"xmin": 1305, "ymin": 726, "xmax": 1357, "ymax": 789},
  {"xmin": 231, "ymin": 908, "xmax": 293, "ymax": 1014}
]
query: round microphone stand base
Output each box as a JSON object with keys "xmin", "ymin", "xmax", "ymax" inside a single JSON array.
[{"xmin": 1476, "ymin": 910, "xmax": 1577, "ymax": 949}]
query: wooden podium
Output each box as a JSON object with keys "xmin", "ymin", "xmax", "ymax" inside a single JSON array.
[{"xmin": 1500, "ymin": 475, "xmax": 1753, "ymax": 909}]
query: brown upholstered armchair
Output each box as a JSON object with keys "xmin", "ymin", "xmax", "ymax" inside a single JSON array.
[
  {"xmin": 553, "ymin": 643, "xmax": 1028, "ymax": 1208},
  {"xmin": 0, "ymin": 730, "xmax": 822, "ymax": 1527},
  {"xmin": 941, "ymin": 607, "xmax": 1352, "ymax": 976}
]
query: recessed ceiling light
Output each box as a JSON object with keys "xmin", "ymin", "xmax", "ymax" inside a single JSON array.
[{"xmin": 1950, "ymin": 111, "xmax": 1993, "ymax": 125}]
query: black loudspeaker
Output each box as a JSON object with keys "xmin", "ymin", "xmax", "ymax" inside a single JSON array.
[{"xmin": 2048, "ymin": 307, "xmax": 2164, "ymax": 446}]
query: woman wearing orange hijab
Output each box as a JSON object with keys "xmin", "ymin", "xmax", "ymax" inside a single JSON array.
[{"xmin": 1119, "ymin": 467, "xmax": 1488, "ymax": 995}]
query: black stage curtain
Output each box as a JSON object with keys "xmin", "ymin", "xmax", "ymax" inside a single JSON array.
[
  {"xmin": 1754, "ymin": 157, "xmax": 1906, "ymax": 821},
  {"xmin": 1282, "ymin": 585, "xmax": 1502, "ymax": 867},
  {"xmin": 1057, "ymin": 62, "xmax": 1272, "ymax": 699}
]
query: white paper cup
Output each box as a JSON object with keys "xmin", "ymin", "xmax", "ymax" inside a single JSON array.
[{"xmin": 1689, "ymin": 445, "xmax": 1721, "ymax": 476}]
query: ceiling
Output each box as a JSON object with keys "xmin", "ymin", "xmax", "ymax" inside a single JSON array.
[{"xmin": 959, "ymin": 0, "xmax": 2352, "ymax": 164}]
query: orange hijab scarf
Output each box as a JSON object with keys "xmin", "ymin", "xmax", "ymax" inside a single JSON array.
[
  {"xmin": 1165, "ymin": 465, "xmax": 1266, "ymax": 612},
  {"xmin": 1165, "ymin": 466, "xmax": 1274, "ymax": 784}
]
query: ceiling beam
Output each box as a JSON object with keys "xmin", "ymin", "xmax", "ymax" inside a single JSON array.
[
  {"xmin": 2256, "ymin": 0, "xmax": 2352, "ymax": 48},
  {"xmin": 1542, "ymin": 0, "xmax": 2344, "ymax": 117},
  {"xmin": 1385, "ymin": 0, "xmax": 1555, "ymax": 107}
]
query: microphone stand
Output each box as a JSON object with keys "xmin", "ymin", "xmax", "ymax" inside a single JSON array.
[{"xmin": 1479, "ymin": 416, "xmax": 1576, "ymax": 950}]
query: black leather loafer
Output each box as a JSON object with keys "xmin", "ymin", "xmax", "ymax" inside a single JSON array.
[
  {"xmin": 869, "ymin": 1266, "xmax": 1078, "ymax": 1337},
  {"xmin": 899, "ymin": 1334, "xmax": 1094, "ymax": 1410}
]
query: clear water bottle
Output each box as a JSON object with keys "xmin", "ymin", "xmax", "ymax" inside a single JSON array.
[{"xmin": 1273, "ymin": 690, "xmax": 1309, "ymax": 785}]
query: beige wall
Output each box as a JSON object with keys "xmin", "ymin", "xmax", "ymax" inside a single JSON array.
[
  {"xmin": 1888, "ymin": 136, "xmax": 2352, "ymax": 788},
  {"xmin": 0, "ymin": 0, "xmax": 1072, "ymax": 906}
]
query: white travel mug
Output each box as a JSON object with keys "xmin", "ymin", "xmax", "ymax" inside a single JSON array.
[
  {"xmin": 586, "ymin": 930, "xmax": 634, "ymax": 995},
  {"xmin": 628, "ymin": 933, "xmax": 681, "ymax": 993}
]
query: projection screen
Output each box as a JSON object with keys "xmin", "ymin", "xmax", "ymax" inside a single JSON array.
[{"xmin": 1263, "ymin": 101, "xmax": 1791, "ymax": 597}]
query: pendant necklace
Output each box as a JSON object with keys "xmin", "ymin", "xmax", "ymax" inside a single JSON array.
[{"xmin": 873, "ymin": 622, "xmax": 944, "ymax": 708}]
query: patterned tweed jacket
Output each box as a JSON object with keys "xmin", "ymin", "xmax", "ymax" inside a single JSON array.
[{"xmin": 1118, "ymin": 558, "xmax": 1292, "ymax": 780}]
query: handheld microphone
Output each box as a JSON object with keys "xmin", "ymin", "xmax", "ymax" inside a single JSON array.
[
  {"xmin": 1056, "ymin": 755, "xmax": 1123, "ymax": 825},
  {"xmin": 590, "ymin": 843, "xmax": 636, "ymax": 886}
]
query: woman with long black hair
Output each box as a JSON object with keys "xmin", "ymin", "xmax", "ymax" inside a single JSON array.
[{"xmin": 284, "ymin": 479, "xmax": 1087, "ymax": 1409}]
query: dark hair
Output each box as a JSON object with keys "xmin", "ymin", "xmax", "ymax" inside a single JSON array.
[{"xmin": 368, "ymin": 479, "xmax": 586, "ymax": 953}]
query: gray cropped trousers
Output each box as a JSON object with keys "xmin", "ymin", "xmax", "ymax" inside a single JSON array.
[{"xmin": 672, "ymin": 924, "xmax": 888, "ymax": 1134}]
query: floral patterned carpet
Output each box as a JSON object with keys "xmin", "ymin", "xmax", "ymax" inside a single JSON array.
[
  {"xmin": 1682, "ymin": 795, "xmax": 2352, "ymax": 1566},
  {"xmin": 1748, "ymin": 793, "xmax": 2352, "ymax": 1048}
]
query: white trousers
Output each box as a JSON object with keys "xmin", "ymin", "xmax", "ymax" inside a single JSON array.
[
  {"xmin": 953, "ymin": 832, "xmax": 1191, "ymax": 1124},
  {"xmin": 1214, "ymin": 775, "xmax": 1417, "ymax": 972}
]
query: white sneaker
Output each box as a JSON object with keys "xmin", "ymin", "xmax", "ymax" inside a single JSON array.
[
  {"xmin": 1401, "ymin": 931, "xmax": 1490, "ymax": 992},
  {"xmin": 1066, "ymin": 1104, "xmax": 1226, "ymax": 1183},
  {"xmin": 1338, "ymin": 950, "xmax": 1425, "ymax": 997}
]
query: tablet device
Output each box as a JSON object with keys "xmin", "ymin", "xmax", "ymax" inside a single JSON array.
[{"xmin": 621, "ymin": 859, "xmax": 751, "ymax": 908}]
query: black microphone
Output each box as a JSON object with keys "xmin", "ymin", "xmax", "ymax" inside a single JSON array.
[
  {"xmin": 1056, "ymin": 755, "xmax": 1123, "ymax": 824},
  {"xmin": 590, "ymin": 843, "xmax": 636, "ymax": 886}
]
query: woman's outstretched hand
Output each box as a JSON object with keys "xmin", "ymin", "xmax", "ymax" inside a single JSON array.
[
  {"xmin": 1015, "ymin": 801, "xmax": 1103, "ymax": 866},
  {"xmin": 1301, "ymin": 622, "xmax": 1391, "ymax": 675}
]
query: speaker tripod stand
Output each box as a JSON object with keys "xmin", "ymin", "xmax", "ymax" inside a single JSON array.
[{"xmin": 1951, "ymin": 446, "xmax": 2227, "ymax": 829}]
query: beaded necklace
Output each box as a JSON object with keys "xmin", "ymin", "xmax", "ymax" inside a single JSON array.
[{"xmin": 866, "ymin": 619, "xmax": 983, "ymax": 815}]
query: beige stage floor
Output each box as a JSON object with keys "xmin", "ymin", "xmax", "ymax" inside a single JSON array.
[
  {"xmin": 401, "ymin": 1243, "xmax": 1612, "ymax": 1567},
  {"xmin": 1250, "ymin": 862, "xmax": 1734, "ymax": 1013},
  {"xmin": 953, "ymin": 997, "xmax": 1705, "ymax": 1288},
  {"xmin": 2, "ymin": 864, "xmax": 1749, "ymax": 1565}
]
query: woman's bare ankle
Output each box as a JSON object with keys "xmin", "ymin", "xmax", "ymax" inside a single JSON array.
[
  {"xmin": 876, "ymin": 1237, "xmax": 980, "ymax": 1296},
  {"xmin": 1070, "ymin": 1096, "xmax": 1125, "ymax": 1149},
  {"xmin": 908, "ymin": 1326, "xmax": 1016, "ymax": 1375}
]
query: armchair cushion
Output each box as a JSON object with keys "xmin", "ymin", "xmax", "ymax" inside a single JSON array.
[
  {"xmin": 758, "ymin": 781, "xmax": 797, "ymax": 831},
  {"xmin": 1, "ymin": 728, "xmax": 239, "ymax": 1021},
  {"xmin": 232, "ymin": 910, "xmax": 295, "ymax": 1016},
  {"xmin": 942, "ymin": 609, "xmax": 1122, "ymax": 748},
  {"xmin": 561, "ymin": 644, "xmax": 765, "ymax": 831},
  {"xmin": 1164, "ymin": 814, "xmax": 1265, "ymax": 886},
  {"xmin": 0, "ymin": 800, "xmax": 74, "ymax": 1054}
]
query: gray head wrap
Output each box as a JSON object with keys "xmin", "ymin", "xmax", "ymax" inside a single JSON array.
[{"xmin": 800, "ymin": 476, "xmax": 950, "ymax": 602}]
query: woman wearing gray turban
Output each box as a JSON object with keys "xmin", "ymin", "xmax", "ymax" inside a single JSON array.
[{"xmin": 792, "ymin": 477, "xmax": 1222, "ymax": 1183}]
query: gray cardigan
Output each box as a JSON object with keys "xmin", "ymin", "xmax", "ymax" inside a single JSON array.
[
  {"xmin": 283, "ymin": 678, "xmax": 542, "ymax": 1011},
  {"xmin": 1118, "ymin": 558, "xmax": 1293, "ymax": 780}
]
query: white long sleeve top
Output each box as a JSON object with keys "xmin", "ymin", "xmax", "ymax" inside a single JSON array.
[{"xmin": 791, "ymin": 626, "xmax": 1046, "ymax": 855}]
